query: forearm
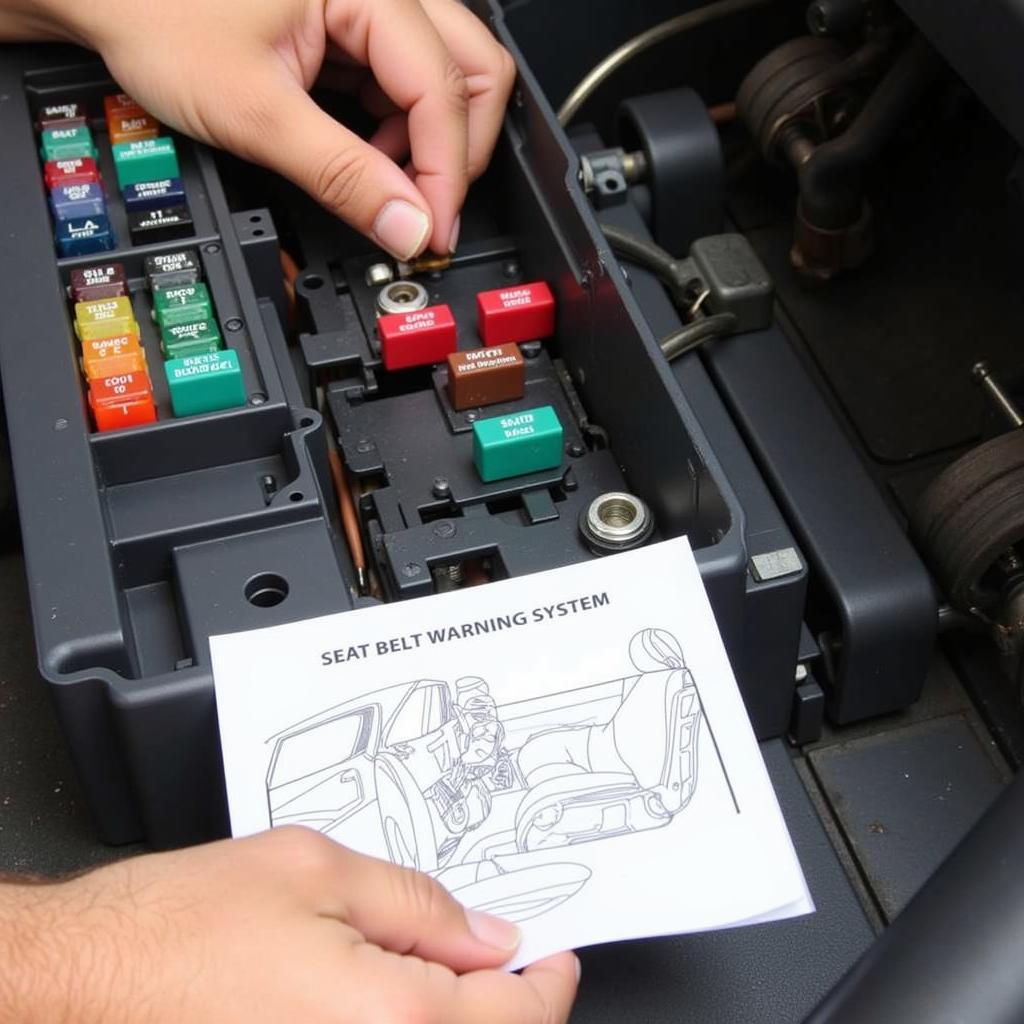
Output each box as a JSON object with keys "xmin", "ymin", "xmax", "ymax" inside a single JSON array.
[
  {"xmin": 0, "ymin": 0, "xmax": 89, "ymax": 45},
  {"xmin": 0, "ymin": 878, "xmax": 110, "ymax": 1024}
]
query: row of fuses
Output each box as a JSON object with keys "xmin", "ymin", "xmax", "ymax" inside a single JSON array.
[
  {"xmin": 37, "ymin": 94, "xmax": 191, "ymax": 256},
  {"xmin": 378, "ymin": 278, "xmax": 564, "ymax": 483},
  {"xmin": 70, "ymin": 251, "xmax": 245, "ymax": 431}
]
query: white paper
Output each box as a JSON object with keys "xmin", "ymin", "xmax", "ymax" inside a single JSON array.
[{"xmin": 212, "ymin": 537, "xmax": 812, "ymax": 969}]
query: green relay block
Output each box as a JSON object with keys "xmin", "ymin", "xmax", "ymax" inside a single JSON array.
[
  {"xmin": 112, "ymin": 137, "xmax": 180, "ymax": 188},
  {"xmin": 153, "ymin": 282, "xmax": 213, "ymax": 330},
  {"xmin": 164, "ymin": 349, "xmax": 245, "ymax": 417},
  {"xmin": 472, "ymin": 405, "xmax": 564, "ymax": 482},
  {"xmin": 160, "ymin": 319, "xmax": 222, "ymax": 360}
]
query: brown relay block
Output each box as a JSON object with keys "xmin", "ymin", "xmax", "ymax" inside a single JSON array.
[{"xmin": 446, "ymin": 343, "xmax": 525, "ymax": 410}]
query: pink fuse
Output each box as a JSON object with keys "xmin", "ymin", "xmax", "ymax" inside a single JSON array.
[
  {"xmin": 378, "ymin": 303, "xmax": 457, "ymax": 370},
  {"xmin": 476, "ymin": 281, "xmax": 555, "ymax": 347}
]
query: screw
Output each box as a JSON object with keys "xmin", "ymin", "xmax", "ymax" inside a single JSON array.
[
  {"xmin": 433, "ymin": 521, "xmax": 457, "ymax": 539},
  {"xmin": 432, "ymin": 476, "xmax": 451, "ymax": 499},
  {"xmin": 203, "ymin": 243, "xmax": 221, "ymax": 254},
  {"xmin": 224, "ymin": 317, "xmax": 244, "ymax": 332},
  {"xmin": 464, "ymin": 412, "xmax": 477, "ymax": 423},
  {"xmin": 54, "ymin": 418, "xmax": 68, "ymax": 431},
  {"xmin": 567, "ymin": 442, "xmax": 585, "ymax": 458},
  {"xmin": 520, "ymin": 341, "xmax": 543, "ymax": 360},
  {"xmin": 502, "ymin": 260, "xmax": 520, "ymax": 278},
  {"xmin": 355, "ymin": 438, "xmax": 374, "ymax": 454},
  {"xmin": 249, "ymin": 392, "xmax": 267, "ymax": 406},
  {"xmin": 402, "ymin": 562, "xmax": 422, "ymax": 578}
]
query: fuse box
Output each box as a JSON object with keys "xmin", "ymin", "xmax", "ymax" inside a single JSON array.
[{"xmin": 0, "ymin": 3, "xmax": 804, "ymax": 849}]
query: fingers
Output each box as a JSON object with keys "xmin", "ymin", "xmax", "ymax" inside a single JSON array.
[
  {"xmin": 326, "ymin": 0, "xmax": 469, "ymax": 254},
  {"xmin": 218, "ymin": 67, "xmax": 434, "ymax": 260},
  {"xmin": 323, "ymin": 843, "xmax": 521, "ymax": 973},
  {"xmin": 264, "ymin": 828, "xmax": 520, "ymax": 973},
  {"xmin": 420, "ymin": 0, "xmax": 516, "ymax": 180},
  {"xmin": 343, "ymin": 944, "xmax": 579, "ymax": 1024}
]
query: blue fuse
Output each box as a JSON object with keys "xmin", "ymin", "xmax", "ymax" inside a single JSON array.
[
  {"xmin": 49, "ymin": 182, "xmax": 106, "ymax": 222},
  {"xmin": 122, "ymin": 177, "xmax": 187, "ymax": 213},
  {"xmin": 56, "ymin": 214, "xmax": 116, "ymax": 257}
]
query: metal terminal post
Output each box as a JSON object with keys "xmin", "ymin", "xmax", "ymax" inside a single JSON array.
[
  {"xmin": 973, "ymin": 361, "xmax": 1024, "ymax": 428},
  {"xmin": 579, "ymin": 492, "xmax": 654, "ymax": 554},
  {"xmin": 376, "ymin": 279, "xmax": 430, "ymax": 316}
]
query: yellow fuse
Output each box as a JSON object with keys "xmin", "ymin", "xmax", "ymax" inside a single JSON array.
[{"xmin": 74, "ymin": 296, "xmax": 139, "ymax": 342}]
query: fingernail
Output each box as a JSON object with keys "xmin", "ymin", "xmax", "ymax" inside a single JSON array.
[
  {"xmin": 372, "ymin": 200, "xmax": 430, "ymax": 261},
  {"xmin": 465, "ymin": 908, "xmax": 521, "ymax": 951},
  {"xmin": 448, "ymin": 215, "xmax": 461, "ymax": 254}
]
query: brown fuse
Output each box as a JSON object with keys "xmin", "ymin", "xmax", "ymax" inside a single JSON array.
[{"xmin": 446, "ymin": 343, "xmax": 525, "ymax": 410}]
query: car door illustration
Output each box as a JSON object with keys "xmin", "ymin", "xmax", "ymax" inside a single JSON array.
[
  {"xmin": 266, "ymin": 705, "xmax": 379, "ymax": 835},
  {"xmin": 380, "ymin": 681, "xmax": 462, "ymax": 790}
]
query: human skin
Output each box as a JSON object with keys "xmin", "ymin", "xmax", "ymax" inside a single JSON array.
[
  {"xmin": 0, "ymin": 0, "xmax": 517, "ymax": 260},
  {"xmin": 0, "ymin": 826, "xmax": 579, "ymax": 1023},
  {"xmin": 0, "ymin": 6, "xmax": 573, "ymax": 1021}
]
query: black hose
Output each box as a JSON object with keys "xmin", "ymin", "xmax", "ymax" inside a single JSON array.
[
  {"xmin": 599, "ymin": 223, "xmax": 688, "ymax": 291},
  {"xmin": 798, "ymin": 34, "xmax": 942, "ymax": 230},
  {"xmin": 660, "ymin": 313, "xmax": 737, "ymax": 361}
]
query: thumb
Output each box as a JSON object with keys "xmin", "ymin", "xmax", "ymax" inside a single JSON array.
[
  {"xmin": 331, "ymin": 846, "xmax": 521, "ymax": 972},
  {"xmin": 231, "ymin": 78, "xmax": 434, "ymax": 261}
]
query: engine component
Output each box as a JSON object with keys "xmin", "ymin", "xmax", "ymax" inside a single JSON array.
[
  {"xmin": 617, "ymin": 86, "xmax": 723, "ymax": 255},
  {"xmin": 911, "ymin": 430, "xmax": 1024, "ymax": 615},
  {"xmin": 556, "ymin": 0, "xmax": 774, "ymax": 126},
  {"xmin": 738, "ymin": 32, "xmax": 941, "ymax": 279}
]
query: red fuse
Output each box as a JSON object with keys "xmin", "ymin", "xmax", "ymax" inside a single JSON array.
[
  {"xmin": 44, "ymin": 157, "xmax": 100, "ymax": 189},
  {"xmin": 378, "ymin": 303, "xmax": 457, "ymax": 370},
  {"xmin": 88, "ymin": 371, "xmax": 157, "ymax": 431},
  {"xmin": 477, "ymin": 281, "xmax": 555, "ymax": 347}
]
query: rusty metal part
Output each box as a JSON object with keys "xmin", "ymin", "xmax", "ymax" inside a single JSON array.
[
  {"xmin": 737, "ymin": 34, "xmax": 891, "ymax": 163},
  {"xmin": 790, "ymin": 194, "xmax": 873, "ymax": 280},
  {"xmin": 327, "ymin": 444, "xmax": 368, "ymax": 594},
  {"xmin": 397, "ymin": 253, "xmax": 452, "ymax": 277}
]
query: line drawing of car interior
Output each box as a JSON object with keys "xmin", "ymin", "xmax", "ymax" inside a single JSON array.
[{"xmin": 264, "ymin": 628, "xmax": 706, "ymax": 921}]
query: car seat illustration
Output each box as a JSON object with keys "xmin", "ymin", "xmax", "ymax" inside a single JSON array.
[
  {"xmin": 512, "ymin": 629, "xmax": 702, "ymax": 851},
  {"xmin": 265, "ymin": 628, "xmax": 704, "ymax": 911}
]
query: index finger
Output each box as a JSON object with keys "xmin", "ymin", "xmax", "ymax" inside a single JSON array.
[{"xmin": 326, "ymin": 0, "xmax": 469, "ymax": 254}]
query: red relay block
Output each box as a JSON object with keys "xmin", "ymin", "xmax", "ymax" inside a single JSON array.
[
  {"xmin": 44, "ymin": 157, "xmax": 100, "ymax": 189},
  {"xmin": 88, "ymin": 371, "xmax": 157, "ymax": 432},
  {"xmin": 476, "ymin": 280, "xmax": 555, "ymax": 347},
  {"xmin": 378, "ymin": 303, "xmax": 457, "ymax": 370}
]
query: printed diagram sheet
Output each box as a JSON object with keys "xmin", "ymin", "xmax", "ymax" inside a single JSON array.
[{"xmin": 212, "ymin": 538, "xmax": 812, "ymax": 968}]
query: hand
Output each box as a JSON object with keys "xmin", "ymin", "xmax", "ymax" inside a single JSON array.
[
  {"xmin": 0, "ymin": 826, "xmax": 579, "ymax": 1023},
  {"xmin": 16, "ymin": 0, "xmax": 516, "ymax": 260}
]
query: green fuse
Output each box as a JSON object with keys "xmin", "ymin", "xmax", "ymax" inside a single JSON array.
[
  {"xmin": 472, "ymin": 405, "xmax": 564, "ymax": 482},
  {"xmin": 165, "ymin": 349, "xmax": 245, "ymax": 417},
  {"xmin": 112, "ymin": 137, "xmax": 180, "ymax": 188},
  {"xmin": 161, "ymin": 318, "xmax": 223, "ymax": 359},
  {"xmin": 40, "ymin": 124, "xmax": 96, "ymax": 162},
  {"xmin": 153, "ymin": 282, "xmax": 213, "ymax": 330}
]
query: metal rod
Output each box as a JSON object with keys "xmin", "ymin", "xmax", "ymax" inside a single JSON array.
[
  {"xmin": 973, "ymin": 361, "xmax": 1024, "ymax": 428},
  {"xmin": 556, "ymin": 0, "xmax": 773, "ymax": 125}
]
